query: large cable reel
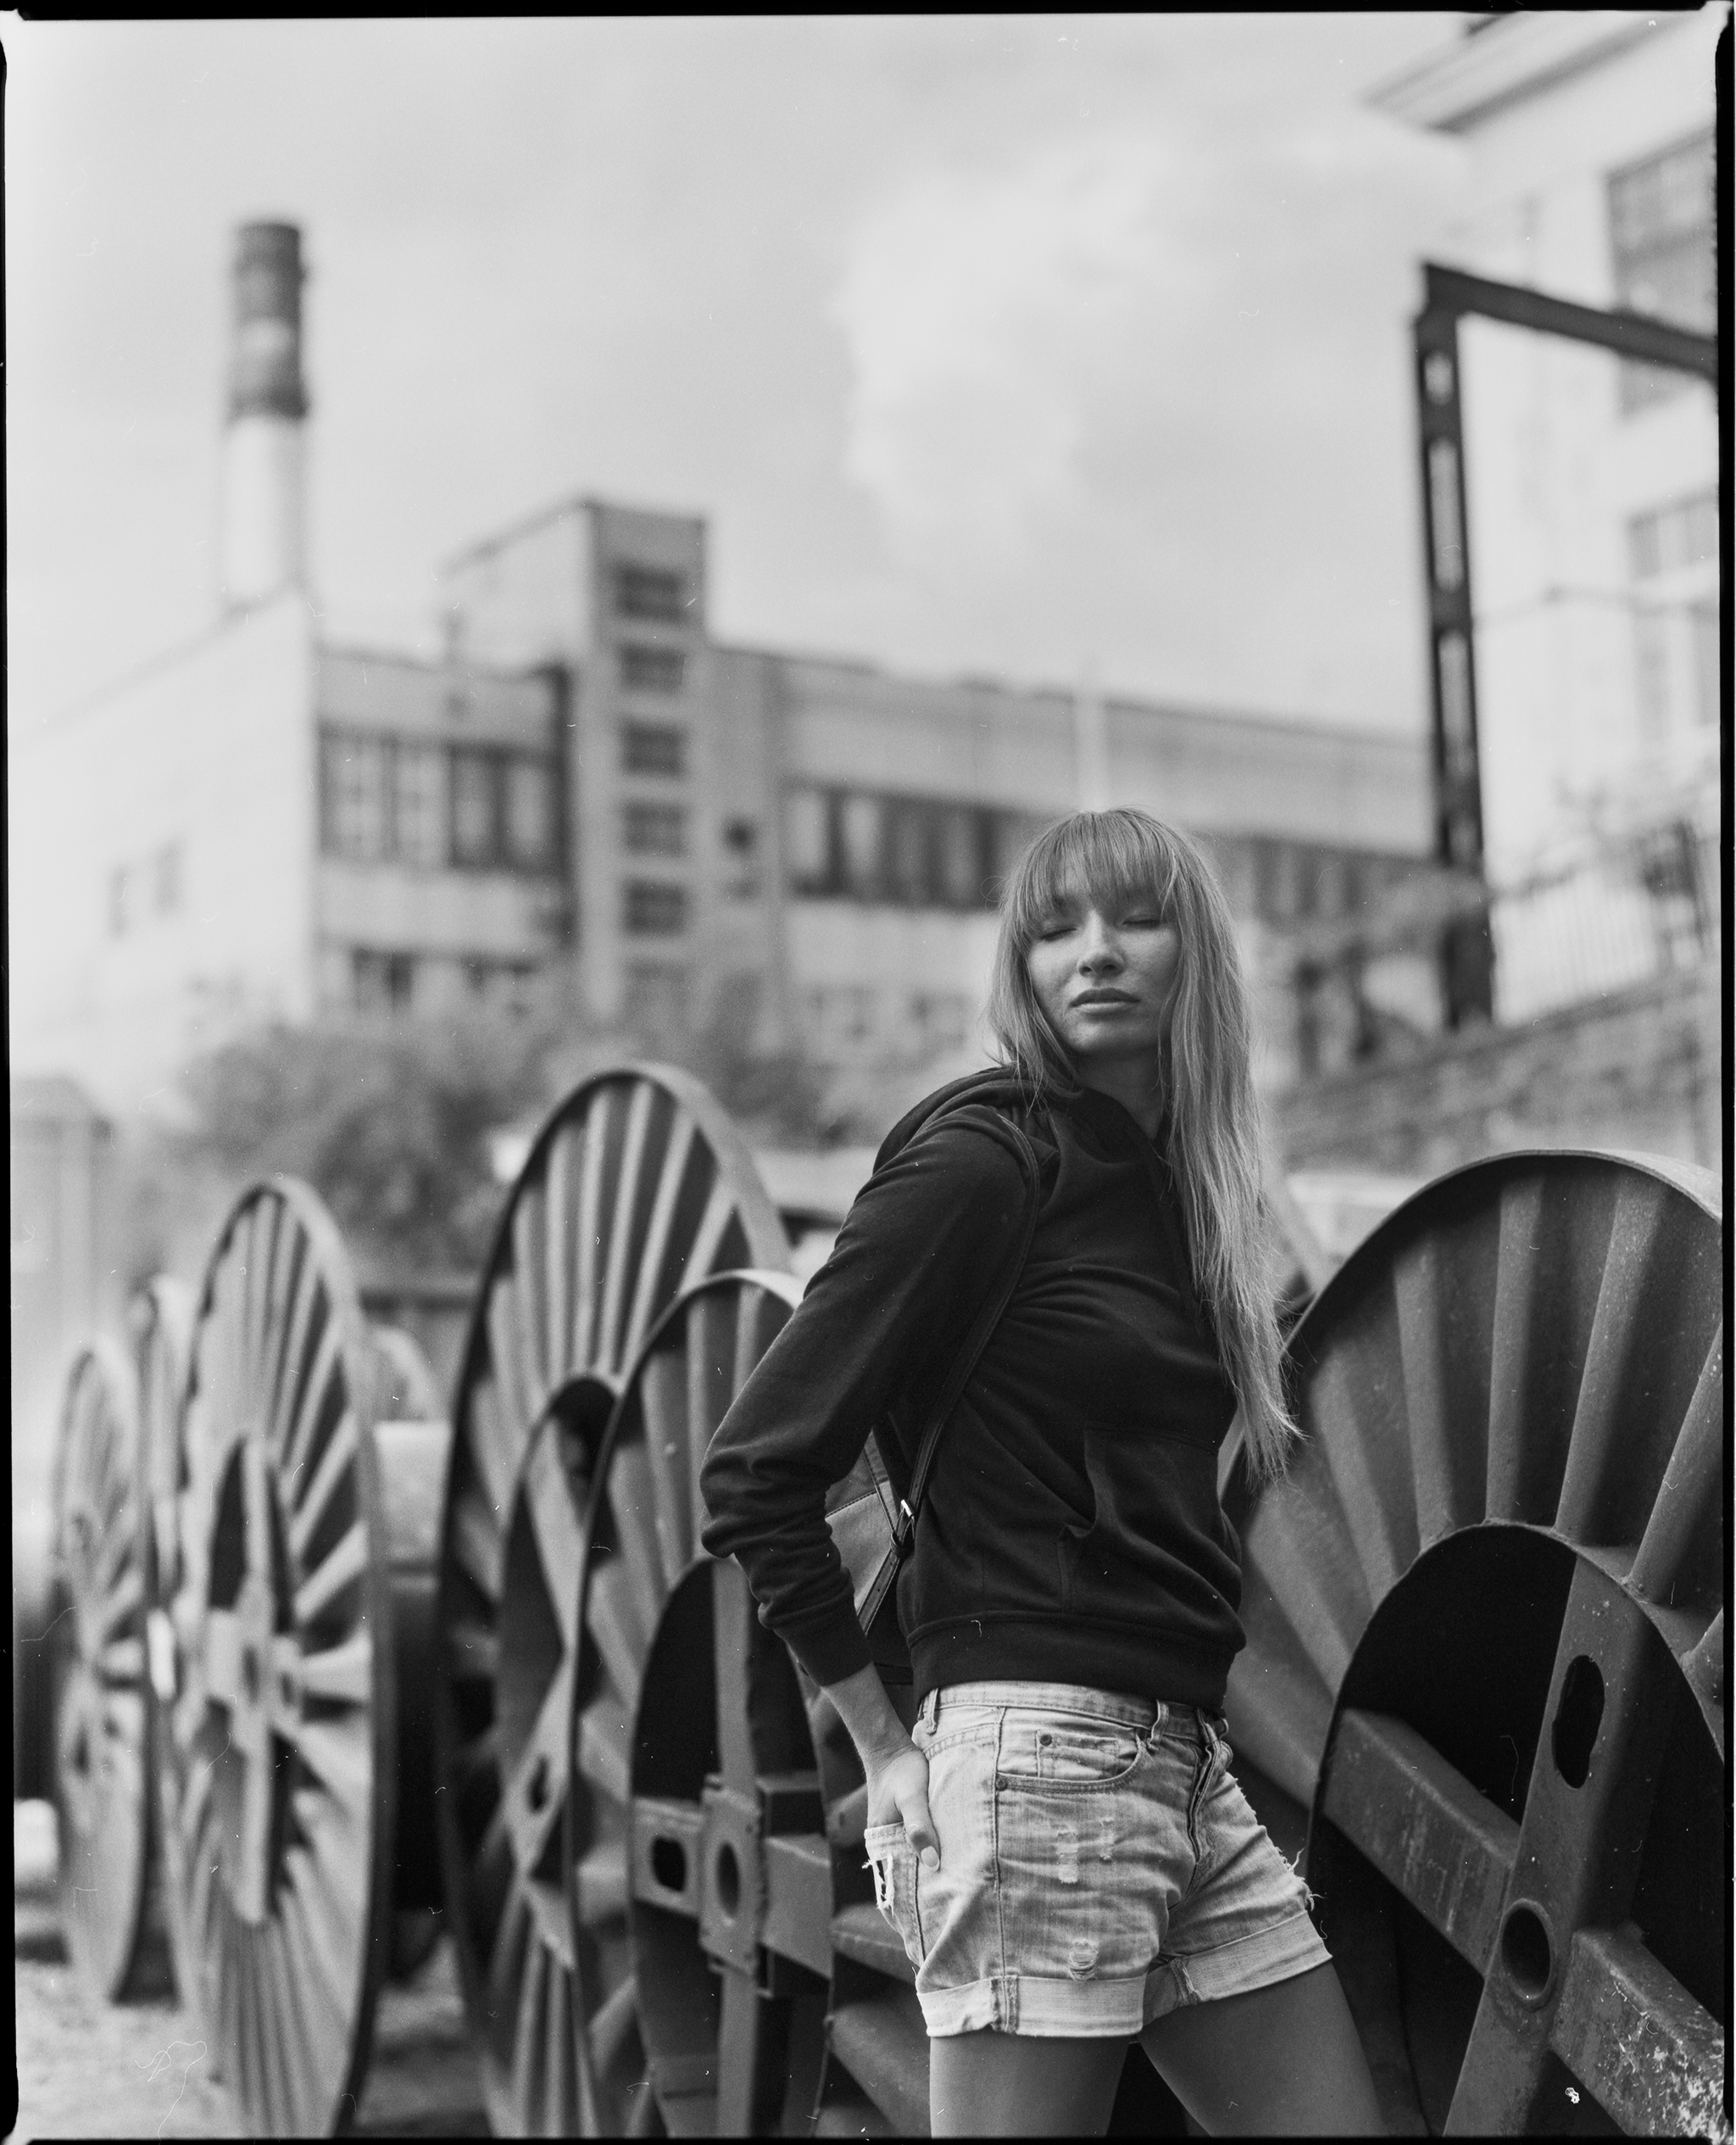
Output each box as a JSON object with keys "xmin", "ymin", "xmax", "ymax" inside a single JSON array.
[
  {"xmin": 1222, "ymin": 1149, "xmax": 1724, "ymax": 2137},
  {"xmin": 432, "ymin": 1064, "xmax": 790, "ymax": 2135},
  {"xmin": 151, "ymin": 1178, "xmax": 451, "ymax": 2136}
]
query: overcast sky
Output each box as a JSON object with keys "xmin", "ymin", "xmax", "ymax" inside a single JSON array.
[{"xmin": 6, "ymin": 14, "xmax": 1469, "ymax": 743}]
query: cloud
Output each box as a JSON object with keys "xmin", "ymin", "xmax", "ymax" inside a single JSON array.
[{"xmin": 832, "ymin": 136, "xmax": 1196, "ymax": 571}]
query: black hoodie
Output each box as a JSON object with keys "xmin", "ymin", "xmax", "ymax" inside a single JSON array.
[{"xmin": 698, "ymin": 1078, "xmax": 1245, "ymax": 1709}]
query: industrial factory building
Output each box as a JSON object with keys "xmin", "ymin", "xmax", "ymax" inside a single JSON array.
[{"xmin": 12, "ymin": 223, "xmax": 1442, "ymax": 1121}]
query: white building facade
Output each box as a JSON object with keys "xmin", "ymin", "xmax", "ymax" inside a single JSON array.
[{"xmin": 1370, "ymin": 10, "xmax": 1720, "ymax": 885}]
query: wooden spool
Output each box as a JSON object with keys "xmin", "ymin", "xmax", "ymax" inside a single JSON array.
[
  {"xmin": 433, "ymin": 1063, "xmax": 788, "ymax": 2136},
  {"xmin": 152, "ymin": 1178, "xmax": 451, "ymax": 2137},
  {"xmin": 1222, "ymin": 1150, "xmax": 1725, "ymax": 2137}
]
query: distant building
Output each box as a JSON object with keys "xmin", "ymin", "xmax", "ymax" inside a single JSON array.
[
  {"xmin": 1368, "ymin": 8, "xmax": 1719, "ymax": 882},
  {"xmin": 11, "ymin": 221, "xmax": 1448, "ymax": 1120}
]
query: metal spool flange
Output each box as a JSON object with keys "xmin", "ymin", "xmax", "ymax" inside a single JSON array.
[
  {"xmin": 434, "ymin": 1063, "xmax": 788, "ymax": 2136},
  {"xmin": 1221, "ymin": 1149, "xmax": 1725, "ymax": 2137},
  {"xmin": 154, "ymin": 1178, "xmax": 450, "ymax": 2137},
  {"xmin": 49, "ymin": 1334, "xmax": 159, "ymax": 2000}
]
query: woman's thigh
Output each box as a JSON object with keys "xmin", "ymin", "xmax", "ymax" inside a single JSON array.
[
  {"xmin": 930, "ymin": 2029, "xmax": 1129, "ymax": 2138},
  {"xmin": 1139, "ymin": 1963, "xmax": 1383, "ymax": 2136}
]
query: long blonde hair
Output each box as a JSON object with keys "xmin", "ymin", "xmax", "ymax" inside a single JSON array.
[{"xmin": 986, "ymin": 808, "xmax": 1297, "ymax": 1482}]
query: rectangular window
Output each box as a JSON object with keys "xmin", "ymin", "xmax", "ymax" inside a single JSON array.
[
  {"xmin": 465, "ymin": 957, "xmax": 539, "ymax": 1018},
  {"xmin": 1609, "ymin": 131, "xmax": 1714, "ymax": 413},
  {"xmin": 614, "ymin": 564, "xmax": 687, "ymax": 621},
  {"xmin": 622, "ymin": 721, "xmax": 686, "ymax": 777},
  {"xmin": 1627, "ymin": 490, "xmax": 1718, "ymax": 580},
  {"xmin": 782, "ymin": 788, "xmax": 832, "ymax": 893},
  {"xmin": 394, "ymin": 745, "xmax": 448, "ymax": 868},
  {"xmin": 885, "ymin": 800, "xmax": 931, "ymax": 905},
  {"xmin": 323, "ymin": 733, "xmax": 390, "ymax": 862},
  {"xmin": 623, "ymin": 802, "xmax": 687, "ymax": 856},
  {"xmin": 935, "ymin": 805, "xmax": 985, "ymax": 907},
  {"xmin": 353, "ymin": 949, "xmax": 415, "ymax": 1013},
  {"xmin": 503, "ymin": 755, "xmax": 557, "ymax": 871},
  {"xmin": 620, "ymin": 644, "xmax": 686, "ymax": 693},
  {"xmin": 625, "ymin": 881, "xmax": 687, "ymax": 934},
  {"xmin": 838, "ymin": 794, "xmax": 884, "ymax": 900},
  {"xmin": 988, "ymin": 811, "xmax": 1049, "ymax": 889},
  {"xmin": 451, "ymin": 749, "xmax": 499, "ymax": 866}
]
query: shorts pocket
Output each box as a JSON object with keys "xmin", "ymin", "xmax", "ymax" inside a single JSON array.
[
  {"xmin": 862, "ymin": 1822, "xmax": 925, "ymax": 1966},
  {"xmin": 999, "ymin": 1716, "xmax": 1146, "ymax": 1790}
]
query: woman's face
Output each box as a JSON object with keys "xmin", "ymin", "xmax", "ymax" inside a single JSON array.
[{"xmin": 1025, "ymin": 885, "xmax": 1182, "ymax": 1070}]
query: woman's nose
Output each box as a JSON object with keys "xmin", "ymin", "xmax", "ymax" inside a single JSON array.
[{"xmin": 1077, "ymin": 915, "xmax": 1122, "ymax": 972}]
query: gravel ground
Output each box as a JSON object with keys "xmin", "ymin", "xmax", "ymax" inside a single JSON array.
[{"xmin": 11, "ymin": 1802, "xmax": 488, "ymax": 2140}]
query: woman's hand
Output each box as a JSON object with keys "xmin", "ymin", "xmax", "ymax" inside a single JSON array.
[
  {"xmin": 864, "ymin": 1741, "xmax": 938, "ymax": 1867},
  {"xmin": 823, "ymin": 1662, "xmax": 941, "ymax": 1868}
]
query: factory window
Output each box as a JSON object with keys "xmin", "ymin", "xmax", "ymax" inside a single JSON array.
[
  {"xmin": 1627, "ymin": 491, "xmax": 1718, "ymax": 580},
  {"xmin": 783, "ymin": 789, "xmax": 832, "ymax": 892},
  {"xmin": 936, "ymin": 805, "xmax": 985, "ymax": 907},
  {"xmin": 838, "ymin": 794, "xmax": 885, "ymax": 900},
  {"xmin": 465, "ymin": 957, "xmax": 540, "ymax": 1018},
  {"xmin": 451, "ymin": 749, "xmax": 499, "ymax": 867},
  {"xmin": 625, "ymin": 881, "xmax": 687, "ymax": 935},
  {"xmin": 504, "ymin": 756, "xmax": 557, "ymax": 871},
  {"xmin": 784, "ymin": 786, "xmax": 1046, "ymax": 908},
  {"xmin": 393, "ymin": 745, "xmax": 448, "ymax": 868},
  {"xmin": 886, "ymin": 800, "xmax": 931, "ymax": 905},
  {"xmin": 614, "ymin": 564, "xmax": 687, "ymax": 622},
  {"xmin": 987, "ymin": 809, "xmax": 1049, "ymax": 891},
  {"xmin": 1608, "ymin": 131, "xmax": 1714, "ymax": 413},
  {"xmin": 624, "ymin": 802, "xmax": 687, "ymax": 857},
  {"xmin": 353, "ymin": 949, "xmax": 415, "ymax": 1013},
  {"xmin": 324, "ymin": 734, "xmax": 390, "ymax": 862},
  {"xmin": 620, "ymin": 644, "xmax": 686, "ymax": 694},
  {"xmin": 722, "ymin": 817, "xmax": 760, "ymax": 900},
  {"xmin": 622, "ymin": 721, "xmax": 687, "ymax": 777}
]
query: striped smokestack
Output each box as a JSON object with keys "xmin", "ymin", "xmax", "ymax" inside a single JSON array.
[{"xmin": 219, "ymin": 220, "xmax": 309, "ymax": 611}]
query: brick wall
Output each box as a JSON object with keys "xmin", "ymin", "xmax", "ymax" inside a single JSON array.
[{"xmin": 1274, "ymin": 965, "xmax": 1721, "ymax": 1180}]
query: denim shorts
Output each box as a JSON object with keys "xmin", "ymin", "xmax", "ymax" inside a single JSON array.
[{"xmin": 863, "ymin": 1680, "xmax": 1330, "ymax": 2038}]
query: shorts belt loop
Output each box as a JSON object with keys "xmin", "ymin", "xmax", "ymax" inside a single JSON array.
[{"xmin": 921, "ymin": 1688, "xmax": 938, "ymax": 1731}]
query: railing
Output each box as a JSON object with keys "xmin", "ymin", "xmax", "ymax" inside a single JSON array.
[{"xmin": 1488, "ymin": 816, "xmax": 1719, "ymax": 1023}]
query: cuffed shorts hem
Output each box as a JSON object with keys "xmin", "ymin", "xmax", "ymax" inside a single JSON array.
[
  {"xmin": 1146, "ymin": 1908, "xmax": 1332, "ymax": 2018},
  {"xmin": 915, "ymin": 1912, "xmax": 1330, "ymax": 2038}
]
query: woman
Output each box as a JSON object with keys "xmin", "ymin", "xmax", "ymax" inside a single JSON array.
[{"xmin": 699, "ymin": 809, "xmax": 1383, "ymax": 2137}]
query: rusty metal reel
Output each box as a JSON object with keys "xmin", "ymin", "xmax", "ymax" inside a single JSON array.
[
  {"xmin": 153, "ymin": 1178, "xmax": 450, "ymax": 2137},
  {"xmin": 434, "ymin": 1064, "xmax": 788, "ymax": 2137},
  {"xmin": 1222, "ymin": 1149, "xmax": 1725, "ymax": 2137}
]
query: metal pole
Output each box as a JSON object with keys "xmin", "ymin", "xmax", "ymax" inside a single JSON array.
[{"xmin": 1413, "ymin": 305, "xmax": 1495, "ymax": 1024}]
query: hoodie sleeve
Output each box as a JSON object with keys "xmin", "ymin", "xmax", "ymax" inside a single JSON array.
[{"xmin": 698, "ymin": 1117, "xmax": 1031, "ymax": 1687}]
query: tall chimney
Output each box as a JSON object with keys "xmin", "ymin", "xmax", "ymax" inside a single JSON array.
[{"xmin": 219, "ymin": 220, "xmax": 308, "ymax": 612}]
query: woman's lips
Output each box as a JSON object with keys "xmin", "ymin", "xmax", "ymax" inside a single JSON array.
[{"xmin": 1071, "ymin": 989, "xmax": 1138, "ymax": 1007}]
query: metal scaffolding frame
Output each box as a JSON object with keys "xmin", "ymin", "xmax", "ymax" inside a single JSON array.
[{"xmin": 1410, "ymin": 261, "xmax": 1719, "ymax": 1025}]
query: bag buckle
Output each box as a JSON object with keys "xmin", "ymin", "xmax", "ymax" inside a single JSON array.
[{"xmin": 892, "ymin": 1497, "xmax": 915, "ymax": 1548}]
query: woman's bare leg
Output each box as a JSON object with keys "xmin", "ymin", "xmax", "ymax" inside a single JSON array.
[
  {"xmin": 930, "ymin": 2030, "xmax": 1129, "ymax": 2137},
  {"xmin": 1138, "ymin": 1963, "xmax": 1383, "ymax": 2135}
]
